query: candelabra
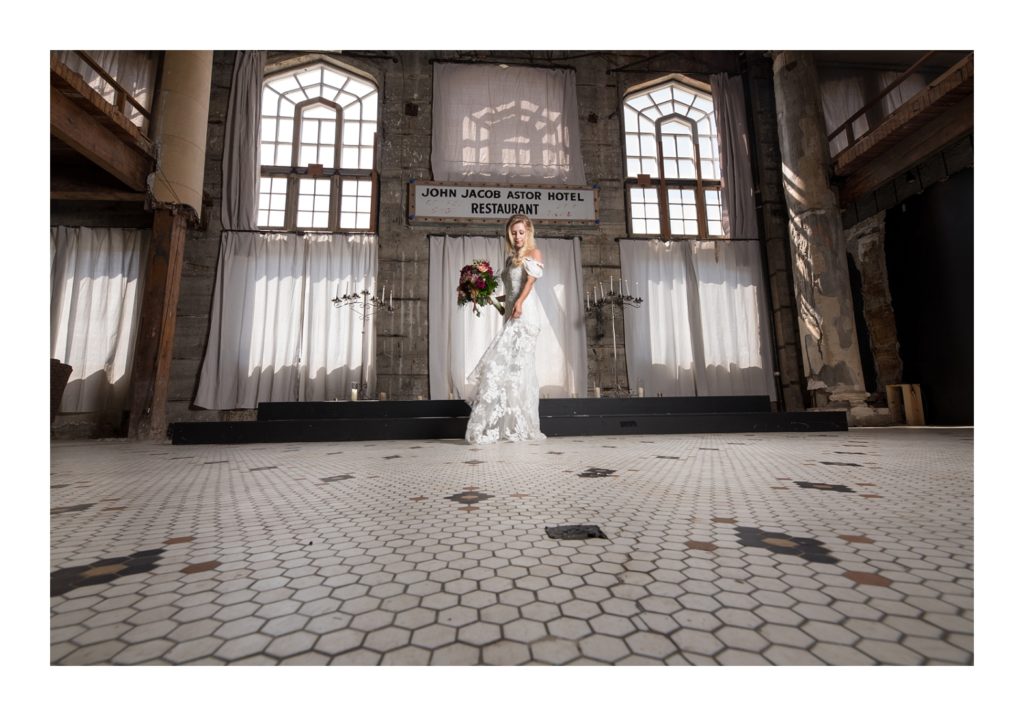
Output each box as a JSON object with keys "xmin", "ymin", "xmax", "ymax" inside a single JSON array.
[
  {"xmin": 584, "ymin": 277, "xmax": 644, "ymax": 396},
  {"xmin": 332, "ymin": 287, "xmax": 394, "ymax": 319},
  {"xmin": 332, "ymin": 285, "xmax": 394, "ymax": 399},
  {"xmin": 589, "ymin": 280, "xmax": 643, "ymax": 313}
]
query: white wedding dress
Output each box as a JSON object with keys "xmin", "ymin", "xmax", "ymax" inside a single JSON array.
[{"xmin": 464, "ymin": 256, "xmax": 547, "ymax": 444}]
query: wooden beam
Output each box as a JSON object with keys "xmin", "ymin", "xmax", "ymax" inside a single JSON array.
[
  {"xmin": 127, "ymin": 208, "xmax": 188, "ymax": 440},
  {"xmin": 838, "ymin": 94, "xmax": 973, "ymax": 204},
  {"xmin": 50, "ymin": 188, "xmax": 147, "ymax": 202},
  {"xmin": 50, "ymin": 174, "xmax": 146, "ymax": 202},
  {"xmin": 51, "ymin": 85, "xmax": 154, "ymax": 191}
]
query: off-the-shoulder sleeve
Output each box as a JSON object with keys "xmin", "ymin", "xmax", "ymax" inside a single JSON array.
[{"xmin": 523, "ymin": 257, "xmax": 544, "ymax": 278}]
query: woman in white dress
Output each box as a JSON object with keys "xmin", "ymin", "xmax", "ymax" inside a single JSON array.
[{"xmin": 464, "ymin": 215, "xmax": 547, "ymax": 444}]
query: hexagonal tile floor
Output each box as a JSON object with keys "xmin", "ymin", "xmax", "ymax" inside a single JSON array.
[{"xmin": 50, "ymin": 427, "xmax": 973, "ymax": 665}]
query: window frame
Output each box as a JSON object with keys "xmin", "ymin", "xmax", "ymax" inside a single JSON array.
[
  {"xmin": 621, "ymin": 77, "xmax": 723, "ymax": 240},
  {"xmin": 258, "ymin": 62, "xmax": 379, "ymax": 233}
]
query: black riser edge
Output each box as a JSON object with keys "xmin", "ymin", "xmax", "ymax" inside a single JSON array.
[
  {"xmin": 541, "ymin": 412, "xmax": 847, "ymax": 436},
  {"xmin": 256, "ymin": 396, "xmax": 773, "ymax": 421},
  {"xmin": 170, "ymin": 410, "xmax": 845, "ymax": 445}
]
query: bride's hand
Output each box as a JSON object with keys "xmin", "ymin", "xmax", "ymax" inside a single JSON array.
[{"xmin": 512, "ymin": 302, "xmax": 523, "ymax": 319}]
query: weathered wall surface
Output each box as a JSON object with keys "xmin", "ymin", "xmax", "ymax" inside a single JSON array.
[
  {"xmin": 845, "ymin": 212, "xmax": 902, "ymax": 396},
  {"xmin": 165, "ymin": 50, "xmax": 748, "ymax": 425}
]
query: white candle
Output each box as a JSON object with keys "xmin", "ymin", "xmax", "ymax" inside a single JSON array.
[
  {"xmin": 638, "ymin": 386, "xmax": 645, "ymax": 398},
  {"xmin": 417, "ymin": 395, "xmax": 424, "ymax": 401},
  {"xmin": 600, "ymin": 284, "xmax": 605, "ymax": 299},
  {"xmin": 389, "ymin": 290, "xmax": 393, "ymax": 309},
  {"xmin": 379, "ymin": 392, "xmax": 386, "ymax": 401},
  {"xmin": 350, "ymin": 388, "xmax": 358, "ymax": 401},
  {"xmin": 619, "ymin": 277, "xmax": 623, "ymax": 295},
  {"xmin": 594, "ymin": 386, "xmax": 602, "ymax": 398},
  {"xmin": 585, "ymin": 292, "xmax": 590, "ymax": 309},
  {"xmin": 635, "ymin": 281, "xmax": 639, "ymax": 297}
]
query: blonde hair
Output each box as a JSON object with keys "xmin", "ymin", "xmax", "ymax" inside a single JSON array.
[{"xmin": 505, "ymin": 214, "xmax": 536, "ymax": 266}]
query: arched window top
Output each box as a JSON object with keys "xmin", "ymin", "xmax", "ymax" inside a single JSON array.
[
  {"xmin": 622, "ymin": 76, "xmax": 723, "ymax": 238},
  {"xmin": 260, "ymin": 62, "xmax": 378, "ymax": 171},
  {"xmin": 262, "ymin": 62, "xmax": 378, "ymax": 120},
  {"xmin": 257, "ymin": 60, "xmax": 379, "ymax": 232},
  {"xmin": 622, "ymin": 77, "xmax": 719, "ymax": 182}
]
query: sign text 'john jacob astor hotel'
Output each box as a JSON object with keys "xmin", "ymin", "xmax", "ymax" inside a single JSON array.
[{"xmin": 408, "ymin": 180, "xmax": 599, "ymax": 224}]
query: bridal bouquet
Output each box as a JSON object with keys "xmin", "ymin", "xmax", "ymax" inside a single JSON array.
[{"xmin": 457, "ymin": 260, "xmax": 504, "ymax": 317}]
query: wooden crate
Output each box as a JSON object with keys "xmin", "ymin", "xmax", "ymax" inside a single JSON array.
[{"xmin": 886, "ymin": 383, "xmax": 925, "ymax": 426}]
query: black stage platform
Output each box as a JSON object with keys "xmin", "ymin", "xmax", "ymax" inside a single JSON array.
[{"xmin": 169, "ymin": 396, "xmax": 847, "ymax": 445}]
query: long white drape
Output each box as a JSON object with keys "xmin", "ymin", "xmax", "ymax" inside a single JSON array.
[
  {"xmin": 53, "ymin": 51, "xmax": 158, "ymax": 133},
  {"xmin": 429, "ymin": 235, "xmax": 588, "ymax": 400},
  {"xmin": 195, "ymin": 232, "xmax": 377, "ymax": 409},
  {"xmin": 221, "ymin": 51, "xmax": 266, "ymax": 231},
  {"xmin": 431, "ymin": 63, "xmax": 586, "ymax": 185},
  {"xmin": 620, "ymin": 239, "xmax": 776, "ymax": 400},
  {"xmin": 50, "ymin": 226, "xmax": 148, "ymax": 413},
  {"xmin": 710, "ymin": 73, "xmax": 758, "ymax": 240}
]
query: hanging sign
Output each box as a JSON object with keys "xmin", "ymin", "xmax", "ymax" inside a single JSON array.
[{"xmin": 408, "ymin": 180, "xmax": 599, "ymax": 224}]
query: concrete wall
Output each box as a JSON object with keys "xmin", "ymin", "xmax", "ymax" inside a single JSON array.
[{"xmin": 165, "ymin": 50, "xmax": 749, "ymax": 425}]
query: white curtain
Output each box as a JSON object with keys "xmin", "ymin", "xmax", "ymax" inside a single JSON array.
[
  {"xmin": 50, "ymin": 226, "xmax": 148, "ymax": 413},
  {"xmin": 53, "ymin": 50, "xmax": 158, "ymax": 133},
  {"xmin": 431, "ymin": 63, "xmax": 586, "ymax": 185},
  {"xmin": 429, "ymin": 235, "xmax": 588, "ymax": 400},
  {"xmin": 222, "ymin": 51, "xmax": 266, "ymax": 231},
  {"xmin": 710, "ymin": 73, "xmax": 758, "ymax": 240},
  {"xmin": 620, "ymin": 239, "xmax": 776, "ymax": 400},
  {"xmin": 195, "ymin": 232, "xmax": 377, "ymax": 409}
]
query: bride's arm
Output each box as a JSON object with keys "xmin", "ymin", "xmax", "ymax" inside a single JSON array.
[{"xmin": 512, "ymin": 249, "xmax": 543, "ymax": 319}]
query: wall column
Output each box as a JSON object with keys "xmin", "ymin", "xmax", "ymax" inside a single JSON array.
[
  {"xmin": 771, "ymin": 51, "xmax": 877, "ymax": 423},
  {"xmin": 128, "ymin": 51, "xmax": 213, "ymax": 439}
]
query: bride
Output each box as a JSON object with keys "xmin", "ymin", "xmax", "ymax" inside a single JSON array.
[{"xmin": 464, "ymin": 214, "xmax": 547, "ymax": 444}]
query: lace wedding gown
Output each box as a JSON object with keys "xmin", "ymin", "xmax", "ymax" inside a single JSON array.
[{"xmin": 464, "ymin": 256, "xmax": 547, "ymax": 444}]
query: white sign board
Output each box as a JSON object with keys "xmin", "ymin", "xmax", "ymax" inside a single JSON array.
[{"xmin": 409, "ymin": 181, "xmax": 599, "ymax": 224}]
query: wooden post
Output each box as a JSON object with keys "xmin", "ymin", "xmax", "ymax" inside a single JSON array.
[{"xmin": 127, "ymin": 207, "xmax": 188, "ymax": 439}]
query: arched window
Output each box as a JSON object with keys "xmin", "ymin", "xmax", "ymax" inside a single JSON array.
[
  {"xmin": 258, "ymin": 61, "xmax": 379, "ymax": 231},
  {"xmin": 622, "ymin": 76, "xmax": 723, "ymax": 238}
]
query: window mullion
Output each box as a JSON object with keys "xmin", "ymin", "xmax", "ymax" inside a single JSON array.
[
  {"xmin": 329, "ymin": 175, "xmax": 340, "ymax": 232},
  {"xmin": 691, "ymin": 127, "xmax": 706, "ymax": 240},
  {"xmin": 654, "ymin": 120, "xmax": 670, "ymax": 240},
  {"xmin": 286, "ymin": 175, "xmax": 299, "ymax": 231}
]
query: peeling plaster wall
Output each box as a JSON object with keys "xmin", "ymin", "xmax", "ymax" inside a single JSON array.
[{"xmin": 845, "ymin": 212, "xmax": 902, "ymax": 395}]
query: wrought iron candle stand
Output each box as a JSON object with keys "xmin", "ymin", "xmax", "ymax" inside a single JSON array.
[
  {"xmin": 584, "ymin": 280, "xmax": 644, "ymax": 396},
  {"xmin": 332, "ymin": 286, "xmax": 394, "ymax": 400}
]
